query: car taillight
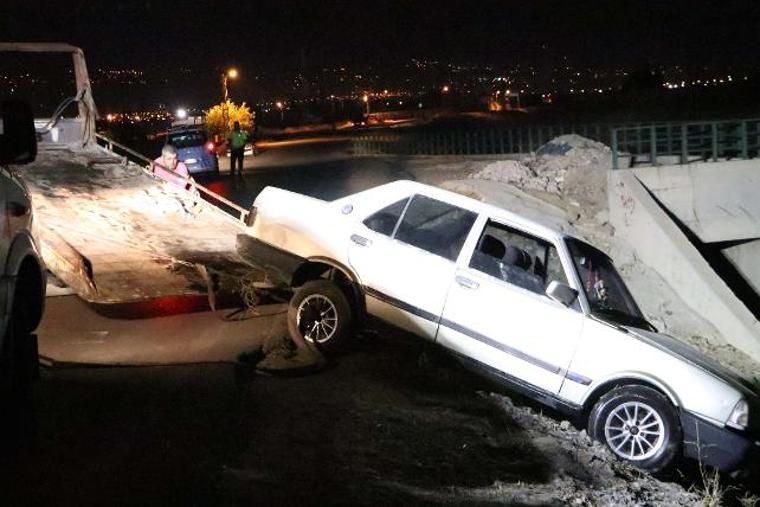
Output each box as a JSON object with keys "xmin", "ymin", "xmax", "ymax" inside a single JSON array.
[{"xmin": 205, "ymin": 142, "xmax": 215, "ymax": 152}]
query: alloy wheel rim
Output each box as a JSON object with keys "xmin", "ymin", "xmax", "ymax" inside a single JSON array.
[
  {"xmin": 604, "ymin": 401, "xmax": 665, "ymax": 461},
  {"xmin": 296, "ymin": 294, "xmax": 338, "ymax": 344}
]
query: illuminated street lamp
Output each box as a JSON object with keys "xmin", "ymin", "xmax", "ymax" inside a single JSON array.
[
  {"xmin": 222, "ymin": 68, "xmax": 238, "ymax": 102},
  {"xmin": 276, "ymin": 101, "xmax": 284, "ymax": 122},
  {"xmin": 175, "ymin": 108, "xmax": 187, "ymax": 120},
  {"xmin": 442, "ymin": 85, "xmax": 450, "ymax": 93},
  {"xmin": 221, "ymin": 68, "xmax": 238, "ymax": 137},
  {"xmin": 362, "ymin": 94, "xmax": 370, "ymax": 116}
]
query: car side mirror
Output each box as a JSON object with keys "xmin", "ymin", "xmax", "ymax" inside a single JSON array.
[
  {"xmin": 0, "ymin": 99, "xmax": 37, "ymax": 165},
  {"xmin": 545, "ymin": 280, "xmax": 578, "ymax": 307}
]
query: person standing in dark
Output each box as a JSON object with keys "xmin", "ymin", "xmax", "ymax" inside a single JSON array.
[{"xmin": 227, "ymin": 121, "xmax": 247, "ymax": 176}]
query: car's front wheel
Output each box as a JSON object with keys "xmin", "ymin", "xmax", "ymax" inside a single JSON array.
[
  {"xmin": 287, "ymin": 280, "xmax": 353, "ymax": 352},
  {"xmin": 587, "ymin": 385, "xmax": 681, "ymax": 473}
]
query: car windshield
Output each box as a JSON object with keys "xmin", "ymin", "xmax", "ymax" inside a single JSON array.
[
  {"xmin": 566, "ymin": 238, "xmax": 655, "ymax": 331},
  {"xmin": 168, "ymin": 130, "xmax": 206, "ymax": 148}
]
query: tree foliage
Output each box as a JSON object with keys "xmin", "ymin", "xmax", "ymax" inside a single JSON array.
[{"xmin": 205, "ymin": 100, "xmax": 255, "ymax": 137}]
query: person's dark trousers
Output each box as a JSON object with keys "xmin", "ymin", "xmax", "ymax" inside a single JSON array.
[{"xmin": 230, "ymin": 148, "xmax": 244, "ymax": 176}]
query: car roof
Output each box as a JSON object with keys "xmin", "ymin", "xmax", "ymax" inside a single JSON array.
[{"xmin": 375, "ymin": 180, "xmax": 574, "ymax": 244}]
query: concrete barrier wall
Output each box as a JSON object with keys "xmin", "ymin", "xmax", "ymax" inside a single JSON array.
[
  {"xmin": 609, "ymin": 170, "xmax": 760, "ymax": 362},
  {"xmin": 724, "ymin": 240, "xmax": 760, "ymax": 296},
  {"xmin": 633, "ymin": 161, "xmax": 760, "ymax": 243}
]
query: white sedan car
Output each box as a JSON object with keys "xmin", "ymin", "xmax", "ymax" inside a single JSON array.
[{"xmin": 239, "ymin": 179, "xmax": 759, "ymax": 473}]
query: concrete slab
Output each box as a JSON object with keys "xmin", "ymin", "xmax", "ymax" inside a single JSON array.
[
  {"xmin": 633, "ymin": 160, "xmax": 760, "ymax": 243},
  {"xmin": 723, "ymin": 240, "xmax": 760, "ymax": 296},
  {"xmin": 37, "ymin": 295, "xmax": 287, "ymax": 366},
  {"xmin": 609, "ymin": 170, "xmax": 760, "ymax": 362}
]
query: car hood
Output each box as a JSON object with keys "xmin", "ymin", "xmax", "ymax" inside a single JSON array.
[{"xmin": 625, "ymin": 326, "xmax": 760, "ymax": 399}]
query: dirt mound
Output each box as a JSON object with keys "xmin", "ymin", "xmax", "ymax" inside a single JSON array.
[
  {"xmin": 470, "ymin": 134, "xmax": 612, "ymax": 220},
  {"xmin": 535, "ymin": 134, "xmax": 610, "ymax": 158}
]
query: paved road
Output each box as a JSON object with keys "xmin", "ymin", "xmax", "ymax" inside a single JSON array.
[{"xmin": 208, "ymin": 140, "xmax": 416, "ymax": 206}]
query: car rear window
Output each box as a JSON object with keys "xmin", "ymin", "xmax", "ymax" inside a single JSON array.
[
  {"xmin": 394, "ymin": 195, "xmax": 477, "ymax": 261},
  {"xmin": 168, "ymin": 130, "xmax": 207, "ymax": 148}
]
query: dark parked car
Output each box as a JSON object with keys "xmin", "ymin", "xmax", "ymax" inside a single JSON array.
[{"xmin": 167, "ymin": 126, "xmax": 219, "ymax": 177}]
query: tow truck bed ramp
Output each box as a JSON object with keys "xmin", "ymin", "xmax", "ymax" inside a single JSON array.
[{"xmin": 27, "ymin": 142, "xmax": 258, "ymax": 304}]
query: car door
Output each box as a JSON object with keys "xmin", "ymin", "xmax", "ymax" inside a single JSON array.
[
  {"xmin": 436, "ymin": 217, "xmax": 584, "ymax": 394},
  {"xmin": 348, "ymin": 193, "xmax": 478, "ymax": 341}
]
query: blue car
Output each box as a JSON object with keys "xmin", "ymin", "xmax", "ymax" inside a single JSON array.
[{"xmin": 167, "ymin": 127, "xmax": 219, "ymax": 177}]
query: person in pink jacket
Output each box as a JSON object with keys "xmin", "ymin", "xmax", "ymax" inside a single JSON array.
[{"xmin": 153, "ymin": 144, "xmax": 194, "ymax": 190}]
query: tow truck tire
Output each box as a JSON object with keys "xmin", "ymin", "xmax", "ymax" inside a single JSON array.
[
  {"xmin": 588, "ymin": 385, "xmax": 681, "ymax": 473},
  {"xmin": 287, "ymin": 280, "xmax": 353, "ymax": 353},
  {"xmin": 0, "ymin": 323, "xmax": 36, "ymax": 449}
]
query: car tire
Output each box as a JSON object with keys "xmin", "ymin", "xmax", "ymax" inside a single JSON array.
[
  {"xmin": 587, "ymin": 385, "xmax": 681, "ymax": 473},
  {"xmin": 287, "ymin": 280, "xmax": 353, "ymax": 353}
]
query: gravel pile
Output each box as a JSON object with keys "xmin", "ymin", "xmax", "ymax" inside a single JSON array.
[{"xmin": 470, "ymin": 134, "xmax": 612, "ymax": 219}]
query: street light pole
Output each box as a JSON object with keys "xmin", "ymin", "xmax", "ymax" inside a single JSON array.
[{"xmin": 220, "ymin": 68, "xmax": 238, "ymax": 139}]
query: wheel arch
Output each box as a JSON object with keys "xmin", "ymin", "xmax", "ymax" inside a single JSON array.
[
  {"xmin": 290, "ymin": 257, "xmax": 365, "ymax": 318},
  {"xmin": 580, "ymin": 373, "xmax": 681, "ymax": 417},
  {"xmin": 5, "ymin": 231, "xmax": 42, "ymax": 279}
]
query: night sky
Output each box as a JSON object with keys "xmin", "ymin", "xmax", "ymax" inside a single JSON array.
[{"xmin": 2, "ymin": 0, "xmax": 759, "ymax": 71}]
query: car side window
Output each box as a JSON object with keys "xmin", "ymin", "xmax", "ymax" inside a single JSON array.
[
  {"xmin": 363, "ymin": 198, "xmax": 409, "ymax": 236},
  {"xmin": 469, "ymin": 220, "xmax": 569, "ymax": 294},
  {"xmin": 394, "ymin": 194, "xmax": 477, "ymax": 261}
]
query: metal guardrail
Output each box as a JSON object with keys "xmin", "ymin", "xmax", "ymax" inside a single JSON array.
[
  {"xmin": 353, "ymin": 123, "xmax": 617, "ymax": 156},
  {"xmin": 611, "ymin": 119, "xmax": 760, "ymax": 169},
  {"xmin": 95, "ymin": 133, "xmax": 250, "ymax": 224},
  {"xmin": 354, "ymin": 118, "xmax": 760, "ymax": 171}
]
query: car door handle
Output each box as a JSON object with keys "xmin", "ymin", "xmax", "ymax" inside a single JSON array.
[
  {"xmin": 351, "ymin": 234, "xmax": 372, "ymax": 247},
  {"xmin": 455, "ymin": 276, "xmax": 479, "ymax": 289}
]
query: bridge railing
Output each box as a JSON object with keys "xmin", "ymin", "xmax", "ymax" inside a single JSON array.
[
  {"xmin": 94, "ymin": 133, "xmax": 251, "ymax": 225},
  {"xmin": 611, "ymin": 119, "xmax": 760, "ymax": 169},
  {"xmin": 353, "ymin": 123, "xmax": 621, "ymax": 156}
]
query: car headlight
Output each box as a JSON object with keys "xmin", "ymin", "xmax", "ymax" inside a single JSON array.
[{"xmin": 727, "ymin": 399, "xmax": 749, "ymax": 430}]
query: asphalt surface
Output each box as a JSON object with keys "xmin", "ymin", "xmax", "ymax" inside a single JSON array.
[{"xmin": 208, "ymin": 141, "xmax": 415, "ymax": 205}]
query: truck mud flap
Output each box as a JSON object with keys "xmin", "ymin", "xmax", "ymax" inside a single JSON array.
[{"xmin": 37, "ymin": 224, "xmax": 98, "ymax": 301}]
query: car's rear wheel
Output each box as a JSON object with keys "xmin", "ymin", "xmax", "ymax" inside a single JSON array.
[
  {"xmin": 287, "ymin": 280, "xmax": 353, "ymax": 352},
  {"xmin": 588, "ymin": 385, "xmax": 681, "ymax": 473}
]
